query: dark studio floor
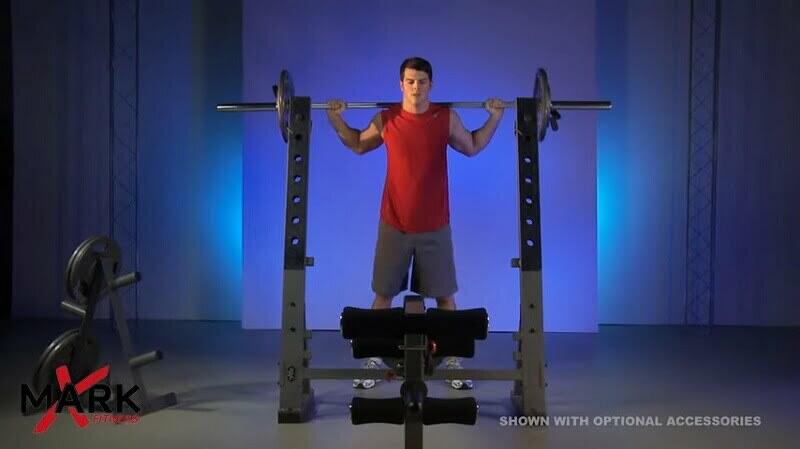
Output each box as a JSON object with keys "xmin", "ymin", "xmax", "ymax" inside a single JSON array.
[{"xmin": 1, "ymin": 320, "xmax": 798, "ymax": 449}]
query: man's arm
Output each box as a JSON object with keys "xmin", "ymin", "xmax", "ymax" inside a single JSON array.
[
  {"xmin": 326, "ymin": 100, "xmax": 383, "ymax": 155},
  {"xmin": 448, "ymin": 99, "xmax": 504, "ymax": 157}
]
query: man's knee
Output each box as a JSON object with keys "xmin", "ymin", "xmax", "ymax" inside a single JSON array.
[
  {"xmin": 435, "ymin": 295, "xmax": 456, "ymax": 310},
  {"xmin": 372, "ymin": 294, "xmax": 394, "ymax": 309}
]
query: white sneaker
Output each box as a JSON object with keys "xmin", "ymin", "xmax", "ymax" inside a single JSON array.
[
  {"xmin": 353, "ymin": 357, "xmax": 384, "ymax": 389},
  {"xmin": 444, "ymin": 357, "xmax": 474, "ymax": 390}
]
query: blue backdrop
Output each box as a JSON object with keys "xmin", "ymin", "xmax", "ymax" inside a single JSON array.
[
  {"xmin": 11, "ymin": 0, "xmax": 799, "ymax": 328},
  {"xmin": 242, "ymin": 0, "xmax": 599, "ymax": 332}
]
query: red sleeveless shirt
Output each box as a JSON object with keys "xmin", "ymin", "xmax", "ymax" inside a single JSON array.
[{"xmin": 379, "ymin": 104, "xmax": 451, "ymax": 233}]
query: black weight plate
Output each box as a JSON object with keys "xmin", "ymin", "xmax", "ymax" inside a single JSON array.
[
  {"xmin": 65, "ymin": 236, "xmax": 121, "ymax": 306},
  {"xmin": 276, "ymin": 69, "xmax": 294, "ymax": 143},
  {"xmin": 64, "ymin": 238, "xmax": 96, "ymax": 302},
  {"xmin": 32, "ymin": 329, "xmax": 100, "ymax": 396},
  {"xmin": 32, "ymin": 329, "xmax": 77, "ymax": 394},
  {"xmin": 533, "ymin": 68, "xmax": 552, "ymax": 142}
]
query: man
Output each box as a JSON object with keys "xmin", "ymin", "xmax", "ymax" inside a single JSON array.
[{"xmin": 326, "ymin": 57, "xmax": 504, "ymax": 389}]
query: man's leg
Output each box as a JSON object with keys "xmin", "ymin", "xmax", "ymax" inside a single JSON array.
[
  {"xmin": 354, "ymin": 292, "xmax": 394, "ymax": 389},
  {"xmin": 372, "ymin": 221, "xmax": 413, "ymax": 308},
  {"xmin": 372, "ymin": 294, "xmax": 394, "ymax": 309},
  {"xmin": 411, "ymin": 225, "xmax": 472, "ymax": 390},
  {"xmin": 356, "ymin": 222, "xmax": 412, "ymax": 389},
  {"xmin": 435, "ymin": 295, "xmax": 456, "ymax": 310},
  {"xmin": 435, "ymin": 294, "xmax": 473, "ymax": 389}
]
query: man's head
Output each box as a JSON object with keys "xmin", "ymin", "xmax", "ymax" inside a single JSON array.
[{"xmin": 399, "ymin": 57, "xmax": 433, "ymax": 107}]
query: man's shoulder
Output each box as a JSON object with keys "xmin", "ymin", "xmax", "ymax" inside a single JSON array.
[{"xmin": 379, "ymin": 105, "xmax": 401, "ymax": 122}]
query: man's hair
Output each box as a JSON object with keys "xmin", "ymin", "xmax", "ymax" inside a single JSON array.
[{"xmin": 399, "ymin": 57, "xmax": 433, "ymax": 82}]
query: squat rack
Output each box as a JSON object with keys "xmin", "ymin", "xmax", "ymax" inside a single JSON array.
[{"xmin": 217, "ymin": 68, "xmax": 611, "ymax": 423}]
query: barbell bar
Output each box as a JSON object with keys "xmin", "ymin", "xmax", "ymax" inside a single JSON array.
[
  {"xmin": 217, "ymin": 68, "xmax": 612, "ymax": 142},
  {"xmin": 216, "ymin": 100, "xmax": 610, "ymax": 112}
]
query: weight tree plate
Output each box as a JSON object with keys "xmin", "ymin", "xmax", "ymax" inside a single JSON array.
[
  {"xmin": 64, "ymin": 236, "xmax": 121, "ymax": 305},
  {"xmin": 63, "ymin": 237, "xmax": 95, "ymax": 301},
  {"xmin": 32, "ymin": 328, "xmax": 100, "ymax": 396}
]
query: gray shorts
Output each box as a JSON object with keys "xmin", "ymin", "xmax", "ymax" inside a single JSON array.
[{"xmin": 371, "ymin": 221, "xmax": 458, "ymax": 298}]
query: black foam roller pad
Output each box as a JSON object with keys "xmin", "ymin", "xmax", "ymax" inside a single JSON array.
[
  {"xmin": 429, "ymin": 336, "xmax": 475, "ymax": 357},
  {"xmin": 351, "ymin": 338, "xmax": 403, "ymax": 358},
  {"xmin": 422, "ymin": 397, "xmax": 478, "ymax": 425},
  {"xmin": 340, "ymin": 307, "xmax": 405, "ymax": 339},
  {"xmin": 426, "ymin": 308, "xmax": 488, "ymax": 340},
  {"xmin": 350, "ymin": 397, "xmax": 405, "ymax": 425},
  {"xmin": 402, "ymin": 312, "xmax": 427, "ymax": 334}
]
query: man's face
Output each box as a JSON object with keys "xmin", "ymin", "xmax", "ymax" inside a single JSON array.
[{"xmin": 400, "ymin": 68, "xmax": 431, "ymax": 105}]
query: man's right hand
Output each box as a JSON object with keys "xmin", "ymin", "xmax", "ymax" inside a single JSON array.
[
  {"xmin": 326, "ymin": 99, "xmax": 346, "ymax": 120},
  {"xmin": 324, "ymin": 101, "xmax": 383, "ymax": 155}
]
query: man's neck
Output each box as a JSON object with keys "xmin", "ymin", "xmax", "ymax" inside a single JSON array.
[{"xmin": 402, "ymin": 99, "xmax": 430, "ymax": 114}]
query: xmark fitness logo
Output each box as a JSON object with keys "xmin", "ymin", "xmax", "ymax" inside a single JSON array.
[{"xmin": 21, "ymin": 364, "xmax": 141, "ymax": 434}]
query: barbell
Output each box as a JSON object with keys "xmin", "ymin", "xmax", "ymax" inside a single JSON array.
[{"xmin": 217, "ymin": 68, "xmax": 611, "ymax": 142}]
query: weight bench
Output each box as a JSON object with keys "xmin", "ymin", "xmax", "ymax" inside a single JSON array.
[{"xmin": 340, "ymin": 295, "xmax": 488, "ymax": 449}]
